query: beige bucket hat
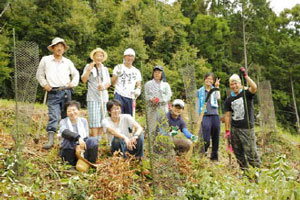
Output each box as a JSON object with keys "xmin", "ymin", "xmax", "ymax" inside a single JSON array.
[
  {"xmin": 47, "ymin": 37, "xmax": 69, "ymax": 52},
  {"xmin": 90, "ymin": 47, "xmax": 108, "ymax": 62}
]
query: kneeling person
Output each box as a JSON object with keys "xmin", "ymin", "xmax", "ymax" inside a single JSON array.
[
  {"xmin": 159, "ymin": 99, "xmax": 198, "ymax": 155},
  {"xmin": 102, "ymin": 99, "xmax": 144, "ymax": 158},
  {"xmin": 59, "ymin": 101, "xmax": 98, "ymax": 166}
]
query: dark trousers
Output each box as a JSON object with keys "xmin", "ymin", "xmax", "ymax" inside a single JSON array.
[
  {"xmin": 60, "ymin": 137, "xmax": 99, "ymax": 166},
  {"xmin": 201, "ymin": 115, "xmax": 220, "ymax": 160},
  {"xmin": 111, "ymin": 134, "xmax": 144, "ymax": 158},
  {"xmin": 114, "ymin": 92, "xmax": 133, "ymax": 116},
  {"xmin": 231, "ymin": 127, "xmax": 261, "ymax": 169},
  {"xmin": 46, "ymin": 89, "xmax": 72, "ymax": 132}
]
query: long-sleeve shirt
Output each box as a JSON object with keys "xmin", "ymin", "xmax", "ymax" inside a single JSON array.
[
  {"xmin": 36, "ymin": 55, "xmax": 79, "ymax": 87},
  {"xmin": 144, "ymin": 79, "xmax": 172, "ymax": 103}
]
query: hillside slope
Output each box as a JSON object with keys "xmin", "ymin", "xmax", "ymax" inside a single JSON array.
[{"xmin": 0, "ymin": 99, "xmax": 299, "ymax": 199}]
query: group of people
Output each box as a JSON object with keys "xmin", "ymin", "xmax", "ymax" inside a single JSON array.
[{"xmin": 36, "ymin": 37, "xmax": 261, "ymax": 171}]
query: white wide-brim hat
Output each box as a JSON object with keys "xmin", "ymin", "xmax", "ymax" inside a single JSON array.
[
  {"xmin": 90, "ymin": 48, "xmax": 108, "ymax": 62},
  {"xmin": 47, "ymin": 37, "xmax": 69, "ymax": 52}
]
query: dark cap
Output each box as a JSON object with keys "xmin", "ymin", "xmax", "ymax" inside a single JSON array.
[{"xmin": 153, "ymin": 65, "xmax": 163, "ymax": 71}]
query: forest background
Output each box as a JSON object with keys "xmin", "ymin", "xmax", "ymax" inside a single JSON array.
[{"xmin": 1, "ymin": 0, "xmax": 300, "ymax": 132}]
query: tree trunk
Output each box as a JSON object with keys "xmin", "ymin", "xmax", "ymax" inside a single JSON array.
[{"xmin": 290, "ymin": 74, "xmax": 300, "ymax": 133}]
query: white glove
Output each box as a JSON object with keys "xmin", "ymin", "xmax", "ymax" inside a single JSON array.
[{"xmin": 133, "ymin": 88, "xmax": 141, "ymax": 98}]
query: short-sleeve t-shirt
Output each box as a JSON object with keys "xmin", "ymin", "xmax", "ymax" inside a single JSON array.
[
  {"xmin": 102, "ymin": 114, "xmax": 136, "ymax": 139},
  {"xmin": 166, "ymin": 111, "xmax": 187, "ymax": 132},
  {"xmin": 82, "ymin": 64, "xmax": 111, "ymax": 102},
  {"xmin": 224, "ymin": 89, "xmax": 255, "ymax": 129},
  {"xmin": 113, "ymin": 64, "xmax": 142, "ymax": 99}
]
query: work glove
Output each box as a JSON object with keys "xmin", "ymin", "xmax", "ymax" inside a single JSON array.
[
  {"xmin": 225, "ymin": 130, "xmax": 231, "ymax": 139},
  {"xmin": 133, "ymin": 88, "xmax": 141, "ymax": 98},
  {"xmin": 170, "ymin": 127, "xmax": 178, "ymax": 137},
  {"xmin": 240, "ymin": 67, "xmax": 248, "ymax": 77},
  {"xmin": 190, "ymin": 135, "xmax": 198, "ymax": 142},
  {"xmin": 151, "ymin": 97, "xmax": 160, "ymax": 103},
  {"xmin": 116, "ymin": 64, "xmax": 122, "ymax": 76}
]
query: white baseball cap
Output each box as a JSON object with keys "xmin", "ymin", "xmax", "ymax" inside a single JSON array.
[
  {"xmin": 172, "ymin": 99, "xmax": 185, "ymax": 108},
  {"xmin": 229, "ymin": 74, "xmax": 241, "ymax": 84},
  {"xmin": 123, "ymin": 48, "xmax": 135, "ymax": 57}
]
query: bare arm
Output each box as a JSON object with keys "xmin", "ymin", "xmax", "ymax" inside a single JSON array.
[
  {"xmin": 245, "ymin": 76, "xmax": 257, "ymax": 94},
  {"xmin": 132, "ymin": 121, "xmax": 143, "ymax": 137},
  {"xmin": 106, "ymin": 127, "xmax": 128, "ymax": 140},
  {"xmin": 111, "ymin": 75, "xmax": 118, "ymax": 86},
  {"xmin": 81, "ymin": 62, "xmax": 94, "ymax": 83}
]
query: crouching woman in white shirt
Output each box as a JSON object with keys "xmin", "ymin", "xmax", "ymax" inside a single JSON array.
[
  {"xmin": 102, "ymin": 99, "xmax": 144, "ymax": 158},
  {"xmin": 59, "ymin": 100, "xmax": 98, "ymax": 166}
]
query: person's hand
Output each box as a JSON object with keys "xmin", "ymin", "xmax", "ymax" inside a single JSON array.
[
  {"xmin": 191, "ymin": 135, "xmax": 198, "ymax": 142},
  {"xmin": 150, "ymin": 97, "xmax": 160, "ymax": 104},
  {"xmin": 132, "ymin": 88, "xmax": 141, "ymax": 98},
  {"xmin": 104, "ymin": 83, "xmax": 110, "ymax": 90},
  {"xmin": 67, "ymin": 82, "xmax": 73, "ymax": 88},
  {"xmin": 215, "ymin": 78, "xmax": 220, "ymax": 88},
  {"xmin": 129, "ymin": 136, "xmax": 138, "ymax": 150},
  {"xmin": 225, "ymin": 130, "xmax": 231, "ymax": 139},
  {"xmin": 78, "ymin": 138, "xmax": 86, "ymax": 150},
  {"xmin": 240, "ymin": 67, "xmax": 248, "ymax": 77},
  {"xmin": 170, "ymin": 127, "xmax": 178, "ymax": 137},
  {"xmin": 124, "ymin": 136, "xmax": 133, "ymax": 151},
  {"xmin": 116, "ymin": 65, "xmax": 122, "ymax": 76},
  {"xmin": 98, "ymin": 84, "xmax": 105, "ymax": 91},
  {"xmin": 88, "ymin": 62, "xmax": 95, "ymax": 71},
  {"xmin": 43, "ymin": 84, "xmax": 52, "ymax": 92}
]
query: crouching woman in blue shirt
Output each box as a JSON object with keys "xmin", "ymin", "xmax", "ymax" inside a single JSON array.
[{"xmin": 58, "ymin": 100, "xmax": 98, "ymax": 166}]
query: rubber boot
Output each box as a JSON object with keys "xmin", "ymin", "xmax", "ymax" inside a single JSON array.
[{"xmin": 43, "ymin": 131, "xmax": 55, "ymax": 149}]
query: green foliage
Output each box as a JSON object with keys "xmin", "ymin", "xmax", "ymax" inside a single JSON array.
[
  {"xmin": 0, "ymin": 32, "xmax": 13, "ymax": 98},
  {"xmin": 1, "ymin": 0, "xmax": 300, "ymax": 130},
  {"xmin": 185, "ymin": 155, "xmax": 300, "ymax": 199}
]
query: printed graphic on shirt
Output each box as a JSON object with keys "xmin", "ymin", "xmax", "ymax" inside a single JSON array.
[
  {"xmin": 119, "ymin": 71, "xmax": 138, "ymax": 88},
  {"xmin": 231, "ymin": 97, "xmax": 245, "ymax": 121}
]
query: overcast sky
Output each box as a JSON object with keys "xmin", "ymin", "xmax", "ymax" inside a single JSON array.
[
  {"xmin": 269, "ymin": 0, "xmax": 299, "ymax": 14},
  {"xmin": 164, "ymin": 0, "xmax": 299, "ymax": 15}
]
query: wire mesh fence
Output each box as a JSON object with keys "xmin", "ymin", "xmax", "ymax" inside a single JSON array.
[
  {"xmin": 142, "ymin": 67, "xmax": 185, "ymax": 199},
  {"xmin": 12, "ymin": 40, "xmax": 39, "ymax": 151},
  {"xmin": 180, "ymin": 65, "xmax": 198, "ymax": 133}
]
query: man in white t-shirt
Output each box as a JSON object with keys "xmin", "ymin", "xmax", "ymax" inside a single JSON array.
[
  {"xmin": 102, "ymin": 99, "xmax": 144, "ymax": 158},
  {"xmin": 111, "ymin": 48, "xmax": 142, "ymax": 116}
]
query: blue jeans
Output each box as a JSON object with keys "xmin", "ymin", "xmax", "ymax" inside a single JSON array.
[
  {"xmin": 46, "ymin": 89, "xmax": 72, "ymax": 132},
  {"xmin": 111, "ymin": 134, "xmax": 144, "ymax": 158},
  {"xmin": 60, "ymin": 137, "xmax": 99, "ymax": 166},
  {"xmin": 114, "ymin": 92, "xmax": 133, "ymax": 116}
]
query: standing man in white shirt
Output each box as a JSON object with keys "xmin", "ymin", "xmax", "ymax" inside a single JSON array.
[
  {"xmin": 111, "ymin": 48, "xmax": 142, "ymax": 116},
  {"xmin": 36, "ymin": 37, "xmax": 79, "ymax": 149}
]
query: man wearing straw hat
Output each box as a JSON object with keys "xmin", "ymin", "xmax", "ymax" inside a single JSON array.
[
  {"xmin": 111, "ymin": 48, "xmax": 142, "ymax": 116},
  {"xmin": 36, "ymin": 37, "xmax": 79, "ymax": 149},
  {"xmin": 224, "ymin": 68, "xmax": 261, "ymax": 170},
  {"xmin": 81, "ymin": 48, "xmax": 111, "ymax": 139}
]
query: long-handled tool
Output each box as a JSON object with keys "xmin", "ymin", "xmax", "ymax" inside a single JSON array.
[
  {"xmin": 130, "ymin": 95, "xmax": 137, "ymax": 136},
  {"xmin": 195, "ymin": 87, "xmax": 219, "ymax": 154},
  {"xmin": 34, "ymin": 91, "xmax": 48, "ymax": 144},
  {"xmin": 96, "ymin": 67, "xmax": 108, "ymax": 144}
]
